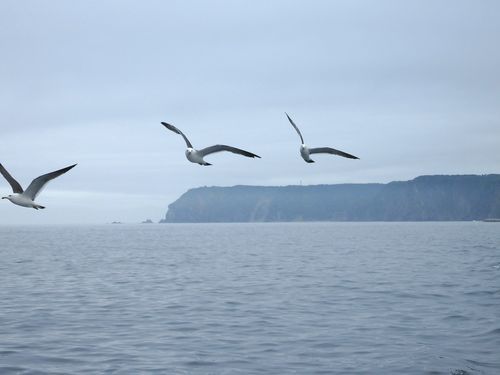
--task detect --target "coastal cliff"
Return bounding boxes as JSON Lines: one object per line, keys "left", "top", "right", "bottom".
{"left": 160, "top": 175, "right": 500, "bottom": 222}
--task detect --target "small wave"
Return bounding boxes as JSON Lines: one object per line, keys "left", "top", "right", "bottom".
{"left": 0, "top": 350, "right": 17, "bottom": 355}
{"left": 171, "top": 326, "right": 198, "bottom": 333}
{"left": 14, "top": 259, "right": 33, "bottom": 264}
{"left": 473, "top": 327, "right": 500, "bottom": 337}
{"left": 184, "top": 360, "right": 217, "bottom": 367}
{"left": 472, "top": 244, "right": 497, "bottom": 251}
{"left": 443, "top": 314, "right": 469, "bottom": 321}
{"left": 486, "top": 327, "right": 500, "bottom": 335}
{"left": 466, "top": 358, "right": 500, "bottom": 369}
{"left": 464, "top": 290, "right": 500, "bottom": 297}
{"left": 450, "top": 370, "right": 472, "bottom": 375}
{"left": 0, "top": 367, "right": 27, "bottom": 373}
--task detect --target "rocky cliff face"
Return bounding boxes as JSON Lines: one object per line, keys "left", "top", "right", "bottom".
{"left": 160, "top": 175, "right": 500, "bottom": 223}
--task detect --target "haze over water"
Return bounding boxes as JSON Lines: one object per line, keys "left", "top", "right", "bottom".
{"left": 1, "top": 222, "right": 499, "bottom": 374}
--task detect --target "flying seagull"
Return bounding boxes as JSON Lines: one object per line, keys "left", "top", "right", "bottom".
{"left": 285, "top": 113, "right": 359, "bottom": 163}
{"left": 1, "top": 163, "right": 77, "bottom": 209}
{"left": 161, "top": 122, "right": 261, "bottom": 166}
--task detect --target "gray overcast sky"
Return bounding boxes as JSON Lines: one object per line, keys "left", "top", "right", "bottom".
{"left": 1, "top": 0, "right": 499, "bottom": 224}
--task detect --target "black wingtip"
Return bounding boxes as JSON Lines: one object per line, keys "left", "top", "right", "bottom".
{"left": 245, "top": 152, "right": 261, "bottom": 159}
{"left": 161, "top": 122, "right": 177, "bottom": 132}
{"left": 62, "top": 164, "right": 77, "bottom": 171}
{"left": 63, "top": 164, "right": 77, "bottom": 171}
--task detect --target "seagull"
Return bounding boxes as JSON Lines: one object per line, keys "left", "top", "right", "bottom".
{"left": 1, "top": 163, "right": 77, "bottom": 210}
{"left": 285, "top": 113, "right": 359, "bottom": 163}
{"left": 161, "top": 122, "right": 261, "bottom": 166}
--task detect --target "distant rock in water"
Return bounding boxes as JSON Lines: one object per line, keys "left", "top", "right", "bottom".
{"left": 160, "top": 174, "right": 500, "bottom": 223}
{"left": 141, "top": 219, "right": 154, "bottom": 224}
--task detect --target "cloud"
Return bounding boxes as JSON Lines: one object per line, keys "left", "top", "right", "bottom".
{"left": 0, "top": 0, "right": 499, "bottom": 224}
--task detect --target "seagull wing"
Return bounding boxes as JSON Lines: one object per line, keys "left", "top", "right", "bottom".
{"left": 309, "top": 147, "right": 359, "bottom": 159}
{"left": 24, "top": 164, "right": 77, "bottom": 200}
{"left": 161, "top": 122, "right": 193, "bottom": 148}
{"left": 0, "top": 163, "right": 24, "bottom": 193}
{"left": 285, "top": 113, "right": 304, "bottom": 144}
{"left": 198, "top": 145, "right": 261, "bottom": 158}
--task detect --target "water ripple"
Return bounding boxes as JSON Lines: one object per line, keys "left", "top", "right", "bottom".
{"left": 0, "top": 223, "right": 499, "bottom": 374}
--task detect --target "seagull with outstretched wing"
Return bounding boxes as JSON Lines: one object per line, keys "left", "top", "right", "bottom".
{"left": 285, "top": 113, "right": 359, "bottom": 163}
{"left": 1, "top": 163, "right": 77, "bottom": 209}
{"left": 161, "top": 122, "right": 261, "bottom": 166}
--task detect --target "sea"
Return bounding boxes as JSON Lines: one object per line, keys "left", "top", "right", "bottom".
{"left": 0, "top": 222, "right": 499, "bottom": 374}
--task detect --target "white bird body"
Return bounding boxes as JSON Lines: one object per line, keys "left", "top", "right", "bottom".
{"left": 300, "top": 144, "right": 314, "bottom": 163}
{"left": 1, "top": 163, "right": 76, "bottom": 210}
{"left": 185, "top": 148, "right": 207, "bottom": 165}
{"left": 2, "top": 193, "right": 42, "bottom": 209}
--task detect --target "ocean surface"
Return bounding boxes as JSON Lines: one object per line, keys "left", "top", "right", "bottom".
{"left": 0, "top": 222, "right": 499, "bottom": 374}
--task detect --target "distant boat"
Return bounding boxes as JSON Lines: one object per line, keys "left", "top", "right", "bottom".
{"left": 482, "top": 218, "right": 500, "bottom": 222}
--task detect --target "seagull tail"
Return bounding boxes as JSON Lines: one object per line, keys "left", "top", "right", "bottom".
{"left": 35, "top": 205, "right": 46, "bottom": 210}
{"left": 306, "top": 160, "right": 315, "bottom": 163}
{"left": 203, "top": 162, "right": 212, "bottom": 166}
